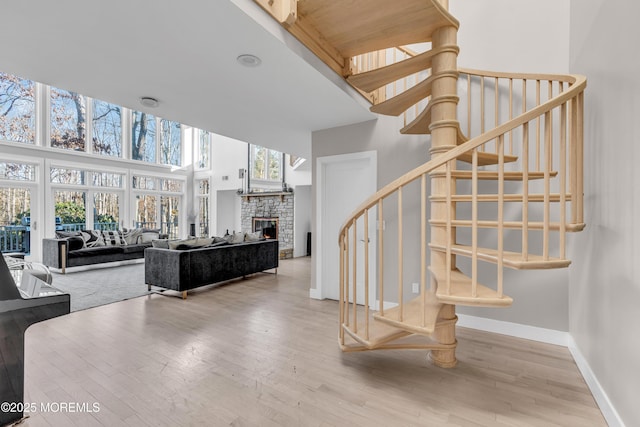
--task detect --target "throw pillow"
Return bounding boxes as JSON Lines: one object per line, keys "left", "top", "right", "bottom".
{"left": 102, "top": 230, "right": 126, "bottom": 246}
{"left": 79, "top": 230, "right": 105, "bottom": 247}
{"left": 168, "top": 237, "right": 214, "bottom": 250}
{"left": 66, "top": 236, "right": 85, "bottom": 251}
{"left": 151, "top": 239, "right": 170, "bottom": 249}
{"left": 230, "top": 232, "right": 245, "bottom": 244}
{"left": 212, "top": 236, "right": 227, "bottom": 244}
{"left": 122, "top": 228, "right": 143, "bottom": 245}
{"left": 56, "top": 230, "right": 82, "bottom": 239}
{"left": 196, "top": 237, "right": 214, "bottom": 247}
{"left": 139, "top": 231, "right": 160, "bottom": 243}
{"left": 245, "top": 231, "right": 264, "bottom": 242}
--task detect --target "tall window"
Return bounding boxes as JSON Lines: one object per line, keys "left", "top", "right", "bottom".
{"left": 197, "top": 179, "right": 209, "bottom": 236}
{"left": 50, "top": 166, "right": 124, "bottom": 231}
{"left": 0, "top": 72, "right": 35, "bottom": 144}
{"left": 249, "top": 144, "right": 283, "bottom": 192}
{"left": 94, "top": 193, "right": 119, "bottom": 230}
{"left": 51, "top": 87, "right": 86, "bottom": 151}
{"left": 0, "top": 161, "right": 36, "bottom": 254}
{"left": 159, "top": 119, "right": 181, "bottom": 166}
{"left": 197, "top": 129, "right": 211, "bottom": 169}
{"left": 92, "top": 99, "right": 122, "bottom": 157}
{"left": 0, "top": 188, "right": 31, "bottom": 253}
{"left": 54, "top": 190, "right": 86, "bottom": 231}
{"left": 131, "top": 111, "right": 156, "bottom": 162}
{"left": 133, "top": 175, "right": 183, "bottom": 239}
{"left": 134, "top": 194, "right": 157, "bottom": 230}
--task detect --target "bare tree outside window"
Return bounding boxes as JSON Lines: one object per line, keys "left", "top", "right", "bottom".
{"left": 251, "top": 146, "right": 266, "bottom": 180}
{"left": 94, "top": 193, "right": 119, "bottom": 230}
{"left": 0, "top": 72, "right": 35, "bottom": 144}
{"left": 160, "top": 119, "right": 181, "bottom": 166}
{"left": 0, "top": 163, "right": 35, "bottom": 181}
{"left": 249, "top": 145, "right": 283, "bottom": 192}
{"left": 131, "top": 111, "right": 156, "bottom": 162}
{"left": 135, "top": 194, "right": 157, "bottom": 230}
{"left": 198, "top": 129, "right": 210, "bottom": 169}
{"left": 198, "top": 179, "right": 209, "bottom": 236}
{"left": 51, "top": 87, "right": 86, "bottom": 151}
{"left": 92, "top": 99, "right": 121, "bottom": 156}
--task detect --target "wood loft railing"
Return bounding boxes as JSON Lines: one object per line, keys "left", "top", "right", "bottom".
{"left": 338, "top": 70, "right": 585, "bottom": 351}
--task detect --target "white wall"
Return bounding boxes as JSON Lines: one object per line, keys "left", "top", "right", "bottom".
{"left": 294, "top": 185, "right": 311, "bottom": 257}
{"left": 284, "top": 155, "right": 311, "bottom": 189}
{"left": 569, "top": 1, "right": 640, "bottom": 425}
{"left": 312, "top": 116, "right": 429, "bottom": 298}
{"left": 209, "top": 134, "right": 246, "bottom": 236}
{"left": 451, "top": 0, "right": 571, "bottom": 330}
{"left": 216, "top": 189, "right": 241, "bottom": 236}
{"left": 451, "top": 0, "right": 570, "bottom": 73}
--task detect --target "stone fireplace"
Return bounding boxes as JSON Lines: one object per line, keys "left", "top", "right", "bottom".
{"left": 241, "top": 193, "right": 293, "bottom": 259}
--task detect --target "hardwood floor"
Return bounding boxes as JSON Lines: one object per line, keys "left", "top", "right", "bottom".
{"left": 20, "top": 257, "right": 605, "bottom": 426}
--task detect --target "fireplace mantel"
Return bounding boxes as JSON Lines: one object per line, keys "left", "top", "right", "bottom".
{"left": 240, "top": 191, "right": 292, "bottom": 202}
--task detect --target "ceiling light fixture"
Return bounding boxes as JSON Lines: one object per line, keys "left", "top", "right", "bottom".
{"left": 139, "top": 96, "right": 159, "bottom": 108}
{"left": 237, "top": 54, "right": 262, "bottom": 68}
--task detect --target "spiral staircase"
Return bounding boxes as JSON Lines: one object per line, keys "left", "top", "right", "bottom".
{"left": 255, "top": 0, "right": 586, "bottom": 367}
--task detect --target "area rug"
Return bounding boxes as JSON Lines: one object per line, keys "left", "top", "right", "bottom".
{"left": 50, "top": 263, "right": 150, "bottom": 312}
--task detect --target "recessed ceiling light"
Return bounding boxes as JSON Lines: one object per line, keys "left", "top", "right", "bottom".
{"left": 139, "top": 96, "right": 159, "bottom": 108}
{"left": 237, "top": 54, "right": 262, "bottom": 67}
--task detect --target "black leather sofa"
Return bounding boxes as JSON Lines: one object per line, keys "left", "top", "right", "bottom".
{"left": 144, "top": 240, "right": 279, "bottom": 299}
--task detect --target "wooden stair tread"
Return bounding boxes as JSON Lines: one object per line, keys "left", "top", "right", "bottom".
{"left": 430, "top": 170, "right": 557, "bottom": 180}
{"left": 340, "top": 333, "right": 456, "bottom": 352}
{"left": 430, "top": 193, "right": 573, "bottom": 202}
{"left": 400, "top": 101, "right": 433, "bottom": 134}
{"left": 370, "top": 74, "right": 438, "bottom": 116}
{"left": 342, "top": 321, "right": 411, "bottom": 350}
{"left": 348, "top": 46, "right": 458, "bottom": 93}
{"left": 373, "top": 292, "right": 443, "bottom": 335}
{"left": 429, "top": 219, "right": 586, "bottom": 232}
{"left": 429, "top": 243, "right": 571, "bottom": 269}
{"left": 457, "top": 151, "right": 518, "bottom": 166}
{"left": 298, "top": 0, "right": 459, "bottom": 57}
{"left": 430, "top": 266, "right": 513, "bottom": 307}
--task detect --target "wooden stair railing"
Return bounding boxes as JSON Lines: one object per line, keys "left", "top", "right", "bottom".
{"left": 252, "top": 0, "right": 586, "bottom": 367}
{"left": 338, "top": 72, "right": 586, "bottom": 363}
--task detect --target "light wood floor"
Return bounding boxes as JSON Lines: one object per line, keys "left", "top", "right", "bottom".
{"left": 21, "top": 257, "right": 606, "bottom": 426}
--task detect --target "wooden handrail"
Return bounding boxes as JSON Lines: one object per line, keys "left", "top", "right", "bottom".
{"left": 339, "top": 73, "right": 586, "bottom": 239}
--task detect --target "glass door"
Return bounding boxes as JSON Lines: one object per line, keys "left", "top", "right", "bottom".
{"left": 0, "top": 186, "right": 32, "bottom": 254}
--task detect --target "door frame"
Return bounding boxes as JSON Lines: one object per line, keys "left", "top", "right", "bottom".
{"left": 314, "top": 150, "right": 377, "bottom": 304}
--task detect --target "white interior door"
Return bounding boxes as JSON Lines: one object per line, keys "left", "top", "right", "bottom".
{"left": 317, "top": 151, "right": 377, "bottom": 306}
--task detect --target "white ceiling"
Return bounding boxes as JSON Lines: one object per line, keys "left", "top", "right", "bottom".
{"left": 0, "top": 0, "right": 374, "bottom": 159}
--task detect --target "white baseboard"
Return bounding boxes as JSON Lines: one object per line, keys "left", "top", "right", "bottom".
{"left": 309, "top": 288, "right": 322, "bottom": 299}
{"left": 568, "top": 337, "right": 626, "bottom": 427}
{"left": 456, "top": 314, "right": 624, "bottom": 426}
{"left": 456, "top": 313, "right": 569, "bottom": 346}
{"left": 375, "top": 300, "right": 398, "bottom": 310}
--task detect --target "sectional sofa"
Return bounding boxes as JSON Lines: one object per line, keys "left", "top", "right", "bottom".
{"left": 144, "top": 239, "right": 279, "bottom": 299}
{"left": 42, "top": 229, "right": 165, "bottom": 272}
